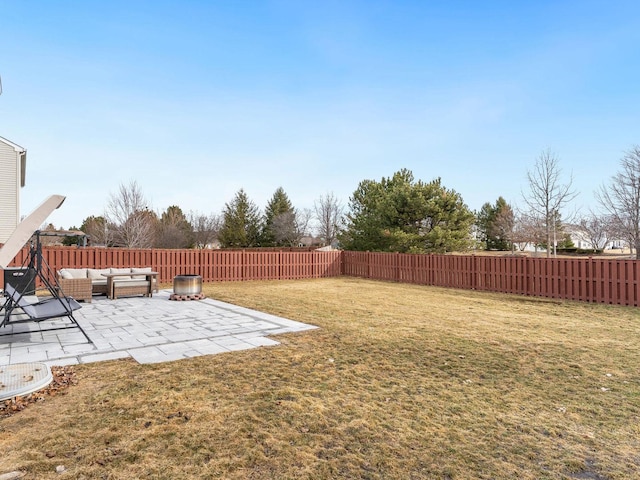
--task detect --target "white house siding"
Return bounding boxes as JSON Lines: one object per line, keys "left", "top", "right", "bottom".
{"left": 0, "top": 139, "right": 23, "bottom": 243}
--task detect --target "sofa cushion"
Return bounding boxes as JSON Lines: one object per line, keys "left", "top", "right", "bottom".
{"left": 59, "top": 269, "right": 73, "bottom": 279}
{"left": 110, "top": 267, "right": 132, "bottom": 278}
{"left": 88, "top": 268, "right": 110, "bottom": 280}
{"left": 61, "top": 268, "right": 88, "bottom": 279}
{"left": 131, "top": 267, "right": 152, "bottom": 280}
{"left": 113, "top": 279, "right": 149, "bottom": 287}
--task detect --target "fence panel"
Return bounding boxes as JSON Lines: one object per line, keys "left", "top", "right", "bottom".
{"left": 4, "top": 247, "right": 342, "bottom": 284}
{"left": 413, "top": 254, "right": 432, "bottom": 285}
{"left": 281, "top": 251, "right": 307, "bottom": 279}
{"left": 243, "top": 250, "right": 280, "bottom": 281}
{"left": 368, "top": 252, "right": 397, "bottom": 281}
{"left": 314, "top": 251, "right": 342, "bottom": 278}
{"left": 339, "top": 252, "right": 640, "bottom": 307}
{"left": 341, "top": 251, "right": 369, "bottom": 278}
{"left": 211, "top": 250, "right": 243, "bottom": 281}
{"left": 4, "top": 245, "right": 640, "bottom": 307}
{"left": 397, "top": 253, "right": 416, "bottom": 284}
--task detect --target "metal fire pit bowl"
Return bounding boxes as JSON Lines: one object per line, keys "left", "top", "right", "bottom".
{"left": 170, "top": 274, "right": 205, "bottom": 300}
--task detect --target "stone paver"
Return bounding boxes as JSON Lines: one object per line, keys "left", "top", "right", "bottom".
{"left": 0, "top": 290, "right": 317, "bottom": 366}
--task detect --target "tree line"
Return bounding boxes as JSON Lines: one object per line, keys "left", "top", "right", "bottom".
{"left": 49, "top": 145, "right": 640, "bottom": 258}
{"left": 478, "top": 147, "right": 640, "bottom": 259}
{"left": 52, "top": 184, "right": 344, "bottom": 250}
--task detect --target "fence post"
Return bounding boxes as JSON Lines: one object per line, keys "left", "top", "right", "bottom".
{"left": 242, "top": 249, "right": 246, "bottom": 281}
{"left": 471, "top": 254, "right": 477, "bottom": 290}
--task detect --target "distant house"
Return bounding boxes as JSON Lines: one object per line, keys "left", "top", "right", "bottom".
{"left": 0, "top": 136, "right": 27, "bottom": 243}
{"left": 563, "top": 223, "right": 625, "bottom": 251}
{"left": 298, "top": 235, "right": 324, "bottom": 248}
{"left": 563, "top": 224, "right": 595, "bottom": 250}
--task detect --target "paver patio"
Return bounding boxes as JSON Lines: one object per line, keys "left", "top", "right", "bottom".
{"left": 0, "top": 290, "right": 317, "bottom": 366}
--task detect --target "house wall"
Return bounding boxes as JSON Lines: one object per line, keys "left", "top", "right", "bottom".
{"left": 0, "top": 140, "right": 21, "bottom": 243}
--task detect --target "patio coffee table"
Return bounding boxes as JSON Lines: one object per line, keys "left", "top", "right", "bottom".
{"left": 104, "top": 272, "right": 158, "bottom": 299}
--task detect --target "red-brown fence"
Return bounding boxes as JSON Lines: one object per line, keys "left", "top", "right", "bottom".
{"left": 4, "top": 247, "right": 640, "bottom": 307}
{"left": 6, "top": 247, "right": 342, "bottom": 283}
{"left": 342, "top": 251, "right": 640, "bottom": 306}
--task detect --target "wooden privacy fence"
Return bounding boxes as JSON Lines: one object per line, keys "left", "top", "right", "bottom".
{"left": 7, "top": 247, "right": 342, "bottom": 283}
{"left": 342, "top": 251, "right": 640, "bottom": 306}
{"left": 5, "top": 246, "right": 640, "bottom": 307}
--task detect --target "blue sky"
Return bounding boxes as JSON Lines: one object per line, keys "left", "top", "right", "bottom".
{"left": 1, "top": 1, "right": 639, "bottom": 229}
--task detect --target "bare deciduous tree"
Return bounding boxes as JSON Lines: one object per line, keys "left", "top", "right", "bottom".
{"left": 523, "top": 149, "right": 578, "bottom": 257}
{"left": 577, "top": 212, "right": 610, "bottom": 251}
{"left": 189, "top": 211, "right": 221, "bottom": 249}
{"left": 512, "top": 211, "right": 545, "bottom": 252}
{"left": 314, "top": 192, "right": 344, "bottom": 247}
{"left": 271, "top": 211, "right": 298, "bottom": 246}
{"left": 597, "top": 146, "right": 640, "bottom": 259}
{"left": 105, "top": 180, "right": 156, "bottom": 248}
{"left": 297, "top": 208, "right": 312, "bottom": 243}
{"left": 269, "top": 208, "right": 312, "bottom": 247}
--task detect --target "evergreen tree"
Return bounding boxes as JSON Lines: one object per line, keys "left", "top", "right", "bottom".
{"left": 340, "top": 169, "right": 474, "bottom": 253}
{"left": 476, "top": 197, "right": 514, "bottom": 250}
{"left": 80, "top": 215, "right": 110, "bottom": 246}
{"left": 156, "top": 205, "right": 194, "bottom": 248}
{"left": 476, "top": 202, "right": 494, "bottom": 248}
{"left": 218, "top": 189, "right": 262, "bottom": 248}
{"left": 491, "top": 197, "right": 515, "bottom": 250}
{"left": 557, "top": 232, "right": 575, "bottom": 250}
{"left": 61, "top": 227, "right": 84, "bottom": 246}
{"left": 261, "top": 187, "right": 295, "bottom": 247}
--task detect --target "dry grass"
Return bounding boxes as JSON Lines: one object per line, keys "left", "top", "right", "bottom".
{"left": 1, "top": 278, "right": 640, "bottom": 479}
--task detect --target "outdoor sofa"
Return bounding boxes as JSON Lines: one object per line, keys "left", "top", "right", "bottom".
{"left": 57, "top": 267, "right": 158, "bottom": 302}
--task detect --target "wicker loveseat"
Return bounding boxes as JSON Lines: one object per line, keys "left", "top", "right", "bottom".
{"left": 57, "top": 267, "right": 157, "bottom": 302}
